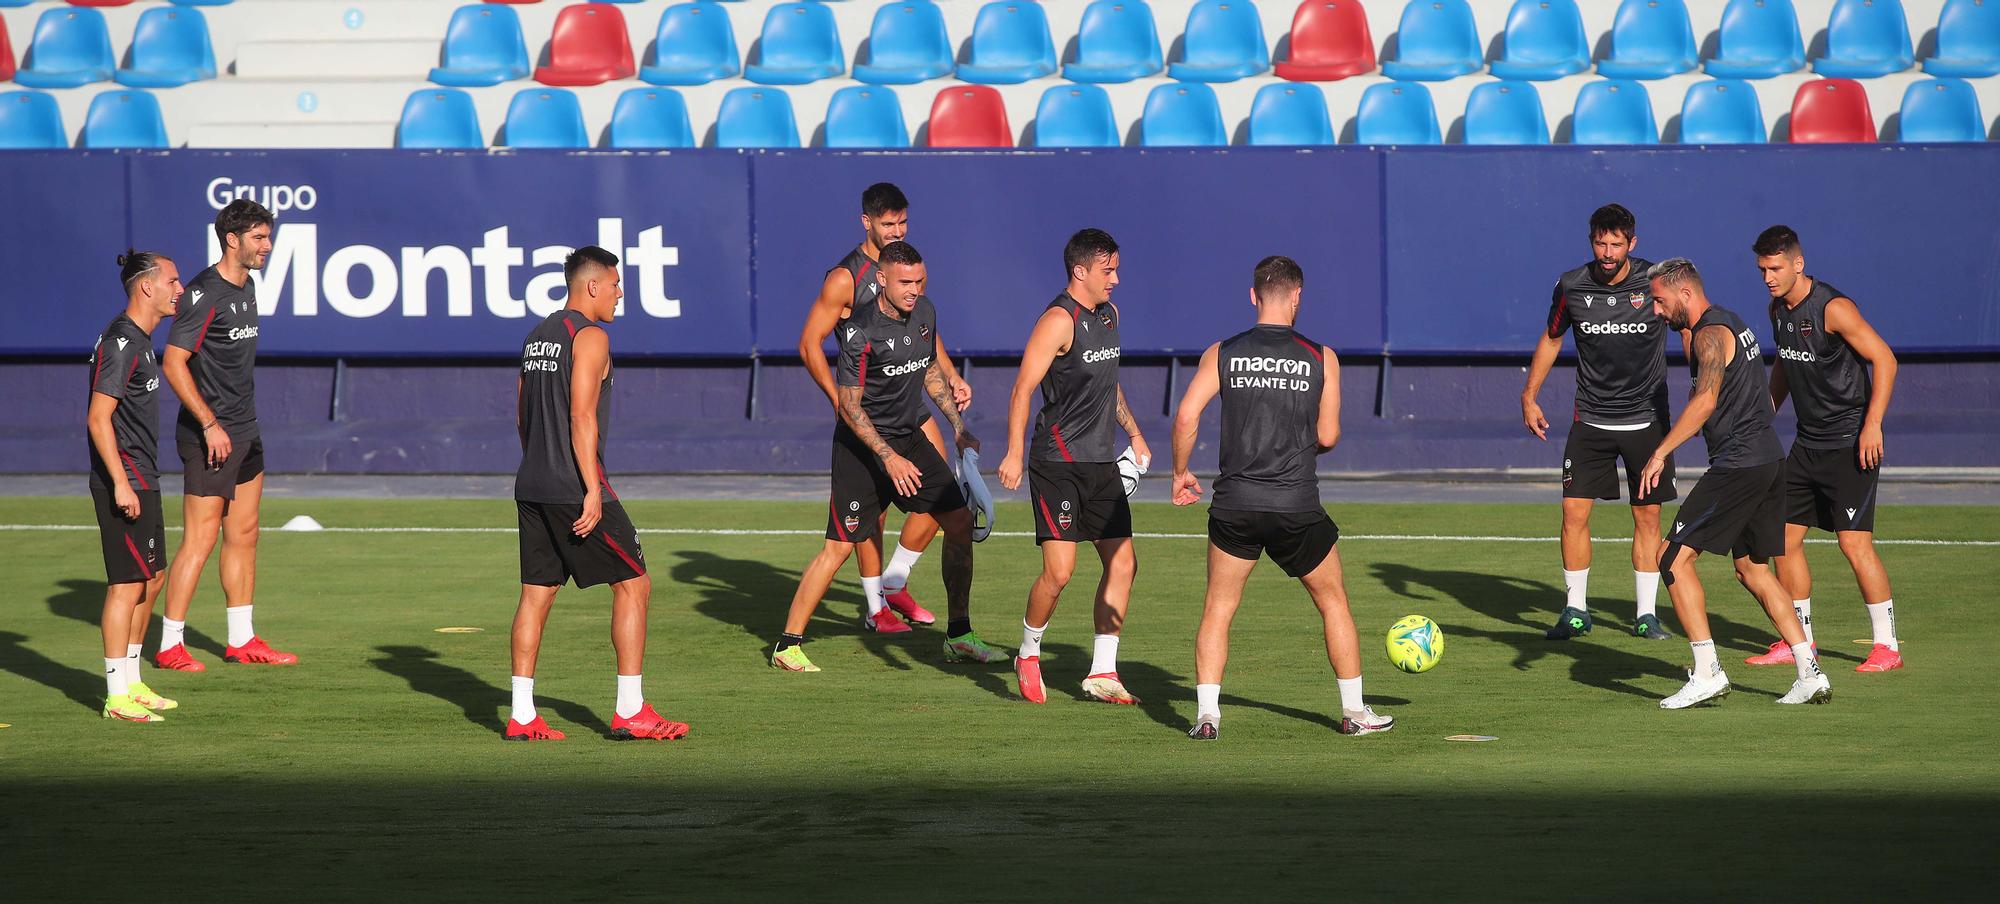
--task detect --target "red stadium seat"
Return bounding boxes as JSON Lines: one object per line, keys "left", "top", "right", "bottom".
{"left": 1, "top": 18, "right": 14, "bottom": 83}
{"left": 1274, "top": 0, "right": 1375, "bottom": 81}
{"left": 927, "top": 84, "right": 1012, "bottom": 147}
{"left": 532, "top": 3, "right": 635, "bottom": 86}
{"left": 1788, "top": 78, "right": 1876, "bottom": 143}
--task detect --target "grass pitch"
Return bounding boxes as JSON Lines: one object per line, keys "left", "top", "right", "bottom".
{"left": 1, "top": 496, "right": 1995, "bottom": 900}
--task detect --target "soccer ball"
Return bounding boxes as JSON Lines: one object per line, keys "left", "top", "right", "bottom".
{"left": 1386, "top": 615, "right": 1444, "bottom": 673}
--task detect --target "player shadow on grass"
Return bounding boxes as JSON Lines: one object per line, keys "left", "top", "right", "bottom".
{"left": 368, "top": 644, "right": 610, "bottom": 737}
{"left": 0, "top": 630, "right": 101, "bottom": 711}
{"left": 45, "top": 577, "right": 229, "bottom": 659}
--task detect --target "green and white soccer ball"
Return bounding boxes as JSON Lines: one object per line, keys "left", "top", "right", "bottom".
{"left": 1386, "top": 615, "right": 1444, "bottom": 673}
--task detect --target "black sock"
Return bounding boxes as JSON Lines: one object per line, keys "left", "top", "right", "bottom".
{"left": 776, "top": 633, "right": 805, "bottom": 652}
{"left": 947, "top": 618, "right": 972, "bottom": 639}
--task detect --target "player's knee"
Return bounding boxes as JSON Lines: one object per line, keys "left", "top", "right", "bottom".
{"left": 938, "top": 508, "right": 973, "bottom": 538}
{"left": 1836, "top": 532, "right": 1876, "bottom": 559}
{"left": 1040, "top": 562, "right": 1074, "bottom": 588}
{"left": 1657, "top": 543, "right": 1683, "bottom": 584}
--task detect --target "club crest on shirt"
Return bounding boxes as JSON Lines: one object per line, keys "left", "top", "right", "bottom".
{"left": 1630, "top": 293, "right": 1646, "bottom": 309}
{"left": 919, "top": 323, "right": 931, "bottom": 339}
{"left": 1799, "top": 318, "right": 1815, "bottom": 336}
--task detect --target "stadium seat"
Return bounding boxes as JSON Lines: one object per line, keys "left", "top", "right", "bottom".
{"left": 1140, "top": 81, "right": 1225, "bottom": 146}
{"left": 1247, "top": 82, "right": 1333, "bottom": 145}
{"left": 114, "top": 7, "right": 216, "bottom": 88}
{"left": 608, "top": 86, "right": 694, "bottom": 147}
{"left": 12, "top": 7, "right": 114, "bottom": 88}
{"left": 1813, "top": 0, "right": 1913, "bottom": 78}
{"left": 853, "top": 1, "right": 953, "bottom": 84}
{"left": 1489, "top": 0, "right": 1591, "bottom": 81}
{"left": 429, "top": 4, "right": 530, "bottom": 87}
{"left": 1462, "top": 80, "right": 1548, "bottom": 144}
{"left": 1597, "top": 0, "right": 1698, "bottom": 79}
{"left": 67, "top": 1, "right": 135, "bottom": 7}
{"left": 1, "top": 18, "right": 15, "bottom": 83}
{"left": 1354, "top": 81, "right": 1441, "bottom": 144}
{"left": 744, "top": 1, "right": 844, "bottom": 84}
{"left": 715, "top": 86, "right": 800, "bottom": 147}
{"left": 824, "top": 84, "right": 909, "bottom": 146}
{"left": 1677, "top": 78, "right": 1766, "bottom": 142}
{"left": 0, "top": 90, "right": 65, "bottom": 148}
{"left": 639, "top": 2, "right": 739, "bottom": 86}
{"left": 1064, "top": 1, "right": 1164, "bottom": 83}
{"left": 1379, "top": 0, "right": 1482, "bottom": 81}
{"left": 1274, "top": 1, "right": 1374, "bottom": 81}
{"left": 1788, "top": 77, "right": 1876, "bottom": 142}
{"left": 1704, "top": 0, "right": 1805, "bottom": 79}
{"left": 80, "top": 88, "right": 168, "bottom": 148}
{"left": 1924, "top": 0, "right": 2000, "bottom": 78}
{"left": 532, "top": 3, "right": 635, "bottom": 86}
{"left": 503, "top": 87, "right": 589, "bottom": 147}
{"left": 957, "top": 2, "right": 1058, "bottom": 84}
{"left": 927, "top": 84, "right": 1012, "bottom": 146}
{"left": 1570, "top": 79, "right": 1657, "bottom": 143}
{"left": 1031, "top": 82, "right": 1119, "bottom": 146}
{"left": 398, "top": 88, "right": 484, "bottom": 149}
{"left": 1168, "top": 0, "right": 1268, "bottom": 82}
{"left": 1896, "top": 77, "right": 1985, "bottom": 141}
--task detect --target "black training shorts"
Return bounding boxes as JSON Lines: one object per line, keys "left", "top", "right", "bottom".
{"left": 1028, "top": 461, "right": 1132, "bottom": 545}
{"left": 1785, "top": 443, "right": 1879, "bottom": 533}
{"left": 825, "top": 423, "right": 966, "bottom": 543}
{"left": 92, "top": 483, "right": 166, "bottom": 584}
{"left": 517, "top": 500, "right": 647, "bottom": 589}
{"left": 178, "top": 434, "right": 265, "bottom": 500}
{"left": 1207, "top": 507, "right": 1340, "bottom": 578}
{"left": 1562, "top": 421, "right": 1676, "bottom": 505}
{"left": 1667, "top": 460, "right": 1786, "bottom": 562}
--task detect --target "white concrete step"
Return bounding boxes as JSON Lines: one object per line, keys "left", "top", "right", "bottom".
{"left": 187, "top": 120, "right": 397, "bottom": 149}
{"left": 234, "top": 40, "right": 443, "bottom": 80}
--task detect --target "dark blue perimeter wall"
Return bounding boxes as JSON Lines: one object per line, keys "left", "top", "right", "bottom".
{"left": 3, "top": 146, "right": 1997, "bottom": 475}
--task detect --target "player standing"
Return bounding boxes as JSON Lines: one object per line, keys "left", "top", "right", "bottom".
{"left": 1169, "top": 256, "right": 1393, "bottom": 740}
{"left": 1636, "top": 258, "right": 1831, "bottom": 709}
{"left": 155, "top": 200, "right": 296, "bottom": 670}
{"left": 89, "top": 251, "right": 184, "bottom": 722}
{"left": 1747, "top": 226, "right": 1903, "bottom": 672}
{"left": 506, "top": 247, "right": 687, "bottom": 742}
{"left": 773, "top": 241, "right": 1004, "bottom": 671}
{"left": 1522, "top": 204, "right": 1678, "bottom": 642}
{"left": 997, "top": 228, "right": 1149, "bottom": 706}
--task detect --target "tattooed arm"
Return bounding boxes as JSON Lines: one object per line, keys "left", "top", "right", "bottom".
{"left": 1641, "top": 324, "right": 1732, "bottom": 495}
{"left": 840, "top": 383, "right": 923, "bottom": 498}
{"left": 926, "top": 358, "right": 979, "bottom": 453}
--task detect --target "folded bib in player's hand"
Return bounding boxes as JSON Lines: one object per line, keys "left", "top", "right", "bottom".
{"left": 956, "top": 447, "right": 995, "bottom": 542}
{"left": 1117, "top": 445, "right": 1151, "bottom": 497}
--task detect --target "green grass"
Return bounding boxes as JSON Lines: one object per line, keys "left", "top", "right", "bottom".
{"left": 2, "top": 496, "right": 1995, "bottom": 900}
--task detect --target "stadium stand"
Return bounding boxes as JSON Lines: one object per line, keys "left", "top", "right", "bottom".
{"left": 638, "top": 2, "right": 739, "bottom": 86}
{"left": 1462, "top": 78, "right": 1548, "bottom": 142}
{"left": 1677, "top": 76, "right": 1768, "bottom": 140}
{"left": 0, "top": 87, "right": 64, "bottom": 146}
{"left": 1064, "top": 1, "right": 1165, "bottom": 83}
{"left": 1030, "top": 80, "right": 1119, "bottom": 144}
{"left": 429, "top": 4, "right": 531, "bottom": 87}
{"left": 532, "top": 3, "right": 635, "bottom": 86}
{"left": 1355, "top": 79, "right": 1440, "bottom": 141}
{"left": 608, "top": 84, "right": 695, "bottom": 145}
{"left": 1570, "top": 77, "right": 1658, "bottom": 142}
{"left": 501, "top": 85, "right": 589, "bottom": 146}
{"left": 1813, "top": 0, "right": 1914, "bottom": 77}
{"left": 1596, "top": 0, "right": 1700, "bottom": 79}
{"left": 1246, "top": 80, "right": 1333, "bottom": 142}
{"left": 397, "top": 87, "right": 484, "bottom": 147}
{"left": 114, "top": 5, "right": 215, "bottom": 87}
{"left": 823, "top": 82, "right": 908, "bottom": 144}
{"left": 79, "top": 85, "right": 167, "bottom": 146}
{"left": 956, "top": 1, "right": 1057, "bottom": 84}
{"left": 12, "top": 6, "right": 114, "bottom": 88}
{"left": 715, "top": 83, "right": 799, "bottom": 145}
{"left": 1789, "top": 75, "right": 1877, "bottom": 139}
{"left": 743, "top": 1, "right": 844, "bottom": 85}
{"left": 852, "top": 1, "right": 953, "bottom": 84}
{"left": 925, "top": 81, "right": 1011, "bottom": 144}
{"left": 1273, "top": 0, "right": 1374, "bottom": 81}
{"left": 1923, "top": 0, "right": 2000, "bottom": 78}
{"left": 1168, "top": 0, "right": 1269, "bottom": 82}
{"left": 1488, "top": 0, "right": 1590, "bottom": 82}
{"left": 1140, "top": 78, "right": 1226, "bottom": 142}
{"left": 1704, "top": 0, "right": 1806, "bottom": 78}
{"left": 0, "top": 16, "right": 14, "bottom": 82}
{"left": 1897, "top": 74, "right": 1985, "bottom": 138}
{"left": 1379, "top": 0, "right": 1482, "bottom": 80}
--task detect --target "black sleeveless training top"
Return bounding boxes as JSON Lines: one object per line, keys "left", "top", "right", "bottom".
{"left": 1213, "top": 324, "right": 1328, "bottom": 513}
{"left": 515, "top": 309, "right": 615, "bottom": 504}
{"left": 1032, "top": 294, "right": 1123, "bottom": 464}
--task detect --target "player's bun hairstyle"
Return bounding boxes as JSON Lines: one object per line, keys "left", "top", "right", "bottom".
{"left": 878, "top": 240, "right": 923, "bottom": 267}
{"left": 1063, "top": 228, "right": 1119, "bottom": 277}
{"left": 563, "top": 245, "right": 621, "bottom": 283}
{"left": 861, "top": 182, "right": 909, "bottom": 218}
{"left": 1589, "top": 203, "right": 1637, "bottom": 240}
{"left": 1646, "top": 257, "right": 1703, "bottom": 291}
{"left": 1752, "top": 225, "right": 1802, "bottom": 258}
{"left": 1253, "top": 255, "right": 1304, "bottom": 302}
{"left": 117, "top": 249, "right": 170, "bottom": 291}
{"left": 214, "top": 199, "right": 275, "bottom": 249}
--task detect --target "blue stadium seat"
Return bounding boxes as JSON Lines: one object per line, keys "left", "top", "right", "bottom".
{"left": 957, "top": 2, "right": 1058, "bottom": 84}
{"left": 502, "top": 87, "right": 589, "bottom": 148}
{"left": 397, "top": 89, "right": 484, "bottom": 149}
{"left": 1380, "top": 0, "right": 1483, "bottom": 81}
{"left": 81, "top": 88, "right": 168, "bottom": 148}
{"left": 1031, "top": 82, "right": 1119, "bottom": 146}
{"left": 824, "top": 84, "right": 909, "bottom": 146}
{"left": 429, "top": 4, "right": 529, "bottom": 87}
{"left": 1597, "top": 0, "right": 1698, "bottom": 79}
{"left": 1489, "top": 0, "right": 1591, "bottom": 81}
{"left": 1705, "top": 0, "right": 1805, "bottom": 79}
{"left": 1570, "top": 79, "right": 1657, "bottom": 144}
{"left": 608, "top": 87, "right": 694, "bottom": 148}
{"left": 1167, "top": 0, "right": 1268, "bottom": 82}
{"left": 1140, "top": 81, "right": 1225, "bottom": 145}
{"left": 853, "top": 1, "right": 954, "bottom": 84}
{"left": 1897, "top": 77, "right": 1986, "bottom": 141}
{"left": 1678, "top": 78, "right": 1766, "bottom": 143}
{"left": 0, "top": 90, "right": 66, "bottom": 148}
{"left": 1064, "top": 1, "right": 1164, "bottom": 83}
{"left": 743, "top": 1, "right": 844, "bottom": 85}
{"left": 1924, "top": 0, "right": 2000, "bottom": 78}
{"left": 640, "top": 2, "right": 740, "bottom": 86}
{"left": 1247, "top": 82, "right": 1333, "bottom": 145}
{"left": 114, "top": 7, "right": 216, "bottom": 88}
{"left": 13, "top": 7, "right": 115, "bottom": 88}
{"left": 1463, "top": 80, "right": 1548, "bottom": 144}
{"left": 715, "top": 86, "right": 800, "bottom": 147}
{"left": 1355, "top": 81, "right": 1441, "bottom": 143}
{"left": 1813, "top": 0, "right": 1913, "bottom": 78}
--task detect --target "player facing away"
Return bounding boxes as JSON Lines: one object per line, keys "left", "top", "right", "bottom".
{"left": 89, "top": 251, "right": 184, "bottom": 722}
{"left": 1521, "top": 204, "right": 1679, "bottom": 642}
{"left": 506, "top": 247, "right": 688, "bottom": 742}
{"left": 1169, "top": 256, "right": 1394, "bottom": 740}
{"left": 1748, "top": 226, "right": 1903, "bottom": 673}
{"left": 1637, "top": 258, "right": 1831, "bottom": 709}
{"left": 997, "top": 228, "right": 1150, "bottom": 706}
{"left": 798, "top": 183, "right": 973, "bottom": 633}
{"left": 155, "top": 200, "right": 297, "bottom": 671}
{"left": 773, "top": 241, "right": 1005, "bottom": 671}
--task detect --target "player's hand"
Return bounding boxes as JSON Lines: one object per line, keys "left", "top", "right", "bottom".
{"left": 1172, "top": 470, "right": 1203, "bottom": 506}
{"left": 998, "top": 450, "right": 1024, "bottom": 490}
{"left": 950, "top": 376, "right": 972, "bottom": 412}
{"left": 113, "top": 483, "right": 141, "bottom": 521}
{"left": 1858, "top": 425, "right": 1884, "bottom": 470}
{"left": 956, "top": 428, "right": 981, "bottom": 455}
{"left": 1130, "top": 436, "right": 1153, "bottom": 473}
{"left": 203, "top": 423, "right": 233, "bottom": 468}
{"left": 883, "top": 453, "right": 923, "bottom": 498}
{"left": 1522, "top": 398, "right": 1549, "bottom": 441}
{"left": 1639, "top": 454, "right": 1667, "bottom": 498}
{"left": 573, "top": 491, "right": 602, "bottom": 537}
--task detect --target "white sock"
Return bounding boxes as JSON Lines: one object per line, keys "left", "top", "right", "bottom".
{"left": 1793, "top": 598, "right": 1814, "bottom": 646}
{"left": 615, "top": 674, "right": 643, "bottom": 719}
{"left": 1089, "top": 634, "right": 1120, "bottom": 675}
{"left": 881, "top": 544, "right": 923, "bottom": 592}
{"left": 1019, "top": 620, "right": 1047, "bottom": 658}
{"left": 1866, "top": 600, "right": 1898, "bottom": 651}
{"left": 1792, "top": 642, "right": 1823, "bottom": 681}
{"left": 1635, "top": 572, "right": 1660, "bottom": 619}
{"left": 1336, "top": 676, "right": 1364, "bottom": 713}
{"left": 1563, "top": 568, "right": 1590, "bottom": 612}
{"left": 1196, "top": 683, "right": 1221, "bottom": 719}
{"left": 105, "top": 657, "right": 128, "bottom": 697}
{"left": 123, "top": 643, "right": 142, "bottom": 686}
{"left": 226, "top": 605, "right": 255, "bottom": 647}
{"left": 160, "top": 617, "right": 186, "bottom": 652}
{"left": 509, "top": 676, "right": 536, "bottom": 725}
{"left": 861, "top": 576, "right": 885, "bottom": 616}
{"left": 1690, "top": 639, "right": 1719, "bottom": 677}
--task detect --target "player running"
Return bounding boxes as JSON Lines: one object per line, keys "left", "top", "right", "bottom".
{"left": 1747, "top": 226, "right": 1903, "bottom": 673}
{"left": 1169, "top": 256, "right": 1393, "bottom": 740}
{"left": 1636, "top": 258, "right": 1831, "bottom": 709}
{"left": 773, "top": 241, "right": 1002, "bottom": 671}
{"left": 1522, "top": 204, "right": 1680, "bottom": 642}
{"left": 997, "top": 228, "right": 1149, "bottom": 706}
{"left": 506, "top": 247, "right": 687, "bottom": 742}
{"left": 89, "top": 251, "right": 184, "bottom": 722}
{"left": 155, "top": 200, "right": 296, "bottom": 670}
{"left": 797, "top": 182, "right": 972, "bottom": 633}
